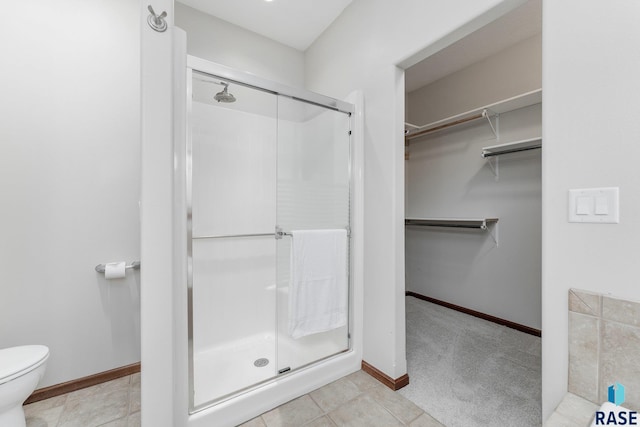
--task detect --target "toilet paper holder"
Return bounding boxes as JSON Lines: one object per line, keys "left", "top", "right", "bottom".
{"left": 95, "top": 261, "right": 141, "bottom": 274}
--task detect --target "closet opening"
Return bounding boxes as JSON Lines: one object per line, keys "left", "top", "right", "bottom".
{"left": 400, "top": 1, "right": 542, "bottom": 426}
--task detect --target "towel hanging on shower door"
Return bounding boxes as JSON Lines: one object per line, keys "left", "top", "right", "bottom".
{"left": 288, "top": 229, "right": 348, "bottom": 339}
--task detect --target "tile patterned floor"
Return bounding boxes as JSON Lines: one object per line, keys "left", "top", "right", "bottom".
{"left": 239, "top": 370, "right": 444, "bottom": 427}
{"left": 24, "top": 373, "right": 140, "bottom": 427}
{"left": 23, "top": 370, "right": 442, "bottom": 427}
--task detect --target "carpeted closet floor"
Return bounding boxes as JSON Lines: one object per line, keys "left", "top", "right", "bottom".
{"left": 399, "top": 295, "right": 542, "bottom": 427}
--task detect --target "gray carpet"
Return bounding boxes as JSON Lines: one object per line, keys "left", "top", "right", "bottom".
{"left": 398, "top": 296, "right": 541, "bottom": 427}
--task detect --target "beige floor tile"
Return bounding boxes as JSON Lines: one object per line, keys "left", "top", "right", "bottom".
{"left": 127, "top": 411, "right": 141, "bottom": 427}
{"left": 304, "top": 415, "right": 337, "bottom": 427}
{"left": 24, "top": 394, "right": 68, "bottom": 415}
{"left": 365, "top": 384, "right": 423, "bottom": 424}
{"left": 57, "top": 388, "right": 130, "bottom": 427}
{"left": 239, "top": 416, "right": 267, "bottom": 427}
{"left": 310, "top": 377, "right": 361, "bottom": 412}
{"left": 97, "top": 417, "right": 128, "bottom": 426}
{"left": 26, "top": 404, "right": 65, "bottom": 427}
{"left": 262, "top": 395, "right": 324, "bottom": 427}
{"left": 129, "top": 374, "right": 141, "bottom": 413}
{"left": 130, "top": 373, "right": 140, "bottom": 387}
{"left": 409, "top": 413, "right": 445, "bottom": 427}
{"left": 22, "top": 371, "right": 430, "bottom": 427}
{"left": 25, "top": 393, "right": 68, "bottom": 427}
{"left": 328, "top": 394, "right": 403, "bottom": 427}
{"left": 345, "top": 371, "right": 383, "bottom": 393}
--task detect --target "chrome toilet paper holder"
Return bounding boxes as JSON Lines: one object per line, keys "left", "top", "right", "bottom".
{"left": 95, "top": 261, "right": 141, "bottom": 274}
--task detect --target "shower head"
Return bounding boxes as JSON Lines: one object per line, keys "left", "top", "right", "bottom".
{"left": 214, "top": 83, "right": 236, "bottom": 103}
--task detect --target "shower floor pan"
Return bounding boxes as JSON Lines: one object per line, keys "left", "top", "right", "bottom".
{"left": 192, "top": 326, "right": 349, "bottom": 407}
{"left": 193, "top": 333, "right": 276, "bottom": 407}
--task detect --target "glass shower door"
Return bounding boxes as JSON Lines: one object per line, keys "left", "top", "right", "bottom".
{"left": 190, "top": 72, "right": 278, "bottom": 408}
{"left": 275, "top": 95, "right": 352, "bottom": 374}
{"left": 188, "top": 68, "right": 354, "bottom": 411}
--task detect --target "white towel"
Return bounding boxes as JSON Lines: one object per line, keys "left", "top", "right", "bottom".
{"left": 288, "top": 229, "right": 348, "bottom": 339}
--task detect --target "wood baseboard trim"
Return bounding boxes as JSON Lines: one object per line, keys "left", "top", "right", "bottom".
{"left": 406, "top": 291, "right": 541, "bottom": 337}
{"left": 25, "top": 362, "right": 141, "bottom": 405}
{"left": 361, "top": 361, "right": 409, "bottom": 391}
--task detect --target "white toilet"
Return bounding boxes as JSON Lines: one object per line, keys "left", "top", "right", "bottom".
{"left": 0, "top": 345, "right": 49, "bottom": 427}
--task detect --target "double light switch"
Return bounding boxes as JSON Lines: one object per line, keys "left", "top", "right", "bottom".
{"left": 569, "top": 187, "right": 619, "bottom": 223}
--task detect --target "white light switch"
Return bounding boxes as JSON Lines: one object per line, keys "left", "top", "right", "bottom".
{"left": 595, "top": 197, "right": 609, "bottom": 215}
{"left": 576, "top": 197, "right": 591, "bottom": 215}
{"left": 569, "top": 187, "right": 619, "bottom": 223}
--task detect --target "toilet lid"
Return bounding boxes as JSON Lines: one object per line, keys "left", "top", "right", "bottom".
{"left": 0, "top": 345, "right": 49, "bottom": 385}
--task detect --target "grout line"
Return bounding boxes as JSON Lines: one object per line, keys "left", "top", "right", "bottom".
{"left": 326, "top": 412, "right": 339, "bottom": 426}
{"left": 570, "top": 290, "right": 598, "bottom": 317}
{"left": 406, "top": 410, "right": 426, "bottom": 425}
{"left": 378, "top": 401, "right": 410, "bottom": 426}
{"left": 598, "top": 294, "right": 603, "bottom": 318}
{"left": 306, "top": 391, "right": 323, "bottom": 412}
{"left": 52, "top": 393, "right": 69, "bottom": 427}
{"left": 96, "top": 415, "right": 129, "bottom": 427}
{"left": 128, "top": 373, "right": 133, "bottom": 416}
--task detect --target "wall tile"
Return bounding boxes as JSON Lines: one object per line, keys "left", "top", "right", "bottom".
{"left": 569, "top": 289, "right": 601, "bottom": 317}
{"left": 560, "top": 290, "right": 640, "bottom": 422}
{"left": 568, "top": 312, "right": 599, "bottom": 403}
{"left": 602, "top": 295, "right": 640, "bottom": 327}
{"left": 543, "top": 411, "right": 577, "bottom": 427}
{"left": 553, "top": 393, "right": 599, "bottom": 426}
{"left": 600, "top": 321, "right": 640, "bottom": 410}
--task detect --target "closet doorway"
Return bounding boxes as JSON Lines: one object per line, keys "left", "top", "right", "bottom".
{"left": 400, "top": 1, "right": 542, "bottom": 426}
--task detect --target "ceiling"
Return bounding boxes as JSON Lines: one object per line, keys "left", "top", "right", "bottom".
{"left": 405, "top": 0, "right": 541, "bottom": 93}
{"left": 177, "top": 0, "right": 353, "bottom": 51}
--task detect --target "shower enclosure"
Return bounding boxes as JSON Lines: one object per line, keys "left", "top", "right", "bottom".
{"left": 186, "top": 57, "right": 357, "bottom": 413}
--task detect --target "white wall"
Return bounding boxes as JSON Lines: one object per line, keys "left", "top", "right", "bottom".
{"left": 542, "top": 0, "right": 640, "bottom": 419}
{"left": 0, "top": 0, "right": 141, "bottom": 387}
{"left": 305, "top": 0, "right": 528, "bottom": 380}
{"left": 175, "top": 2, "right": 304, "bottom": 88}
{"left": 407, "top": 34, "right": 541, "bottom": 125}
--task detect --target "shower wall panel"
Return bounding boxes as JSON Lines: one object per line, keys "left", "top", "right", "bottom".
{"left": 191, "top": 101, "right": 276, "bottom": 237}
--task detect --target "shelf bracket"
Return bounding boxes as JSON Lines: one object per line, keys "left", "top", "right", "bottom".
{"left": 489, "top": 222, "right": 499, "bottom": 247}
{"left": 482, "top": 109, "right": 498, "bottom": 139}
{"left": 486, "top": 155, "right": 499, "bottom": 180}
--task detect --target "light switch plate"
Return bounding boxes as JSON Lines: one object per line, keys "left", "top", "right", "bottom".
{"left": 569, "top": 187, "right": 619, "bottom": 223}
